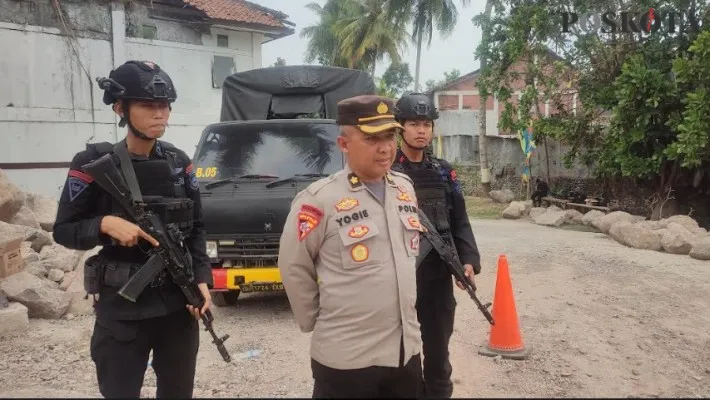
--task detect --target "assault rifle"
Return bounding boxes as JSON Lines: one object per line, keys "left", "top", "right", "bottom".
{"left": 81, "top": 152, "right": 232, "bottom": 362}
{"left": 416, "top": 210, "right": 495, "bottom": 325}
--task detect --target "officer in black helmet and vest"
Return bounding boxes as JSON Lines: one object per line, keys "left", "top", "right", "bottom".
{"left": 391, "top": 92, "right": 482, "bottom": 399}
{"left": 52, "top": 60, "right": 212, "bottom": 398}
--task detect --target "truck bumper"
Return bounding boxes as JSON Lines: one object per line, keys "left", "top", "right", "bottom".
{"left": 211, "top": 267, "right": 283, "bottom": 293}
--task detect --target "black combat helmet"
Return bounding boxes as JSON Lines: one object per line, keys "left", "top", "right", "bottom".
{"left": 394, "top": 92, "right": 439, "bottom": 122}
{"left": 97, "top": 60, "right": 177, "bottom": 105}
{"left": 96, "top": 60, "right": 177, "bottom": 140}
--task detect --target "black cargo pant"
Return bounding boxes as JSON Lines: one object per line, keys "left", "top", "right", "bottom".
{"left": 90, "top": 309, "right": 200, "bottom": 398}
{"left": 311, "top": 340, "right": 422, "bottom": 398}
{"left": 416, "top": 275, "right": 457, "bottom": 398}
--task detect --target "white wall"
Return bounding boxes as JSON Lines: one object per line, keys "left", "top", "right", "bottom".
{"left": 0, "top": 5, "right": 262, "bottom": 199}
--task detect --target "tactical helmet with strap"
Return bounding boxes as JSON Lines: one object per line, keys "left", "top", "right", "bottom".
{"left": 96, "top": 60, "right": 177, "bottom": 140}
{"left": 394, "top": 92, "right": 439, "bottom": 122}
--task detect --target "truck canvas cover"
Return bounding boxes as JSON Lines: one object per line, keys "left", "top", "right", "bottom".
{"left": 219, "top": 65, "right": 376, "bottom": 121}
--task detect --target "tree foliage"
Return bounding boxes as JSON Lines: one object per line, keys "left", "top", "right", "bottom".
{"left": 424, "top": 68, "right": 461, "bottom": 90}
{"left": 377, "top": 62, "right": 414, "bottom": 97}
{"left": 476, "top": 0, "right": 710, "bottom": 201}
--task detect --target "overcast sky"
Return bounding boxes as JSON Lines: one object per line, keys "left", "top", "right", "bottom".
{"left": 255, "top": 0, "right": 487, "bottom": 85}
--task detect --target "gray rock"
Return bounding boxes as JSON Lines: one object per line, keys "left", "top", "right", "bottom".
{"left": 0, "top": 169, "right": 27, "bottom": 223}
{"left": 635, "top": 220, "right": 664, "bottom": 231}
{"left": 689, "top": 237, "right": 710, "bottom": 261}
{"left": 24, "top": 261, "right": 48, "bottom": 278}
{"left": 20, "top": 242, "right": 40, "bottom": 264}
{"left": 529, "top": 207, "right": 547, "bottom": 219}
{"left": 489, "top": 189, "right": 515, "bottom": 203}
{"left": 609, "top": 221, "right": 662, "bottom": 251}
{"left": 47, "top": 269, "right": 65, "bottom": 282}
{"left": 0, "top": 221, "right": 53, "bottom": 253}
{"left": 661, "top": 229, "right": 694, "bottom": 255}
{"left": 0, "top": 302, "right": 29, "bottom": 337}
{"left": 0, "top": 271, "right": 70, "bottom": 319}
{"left": 40, "top": 244, "right": 83, "bottom": 272}
{"left": 664, "top": 214, "right": 700, "bottom": 232}
{"left": 24, "top": 193, "right": 58, "bottom": 233}
{"left": 581, "top": 210, "right": 605, "bottom": 226}
{"left": 564, "top": 209, "right": 584, "bottom": 224}
{"left": 8, "top": 206, "right": 40, "bottom": 229}
{"left": 534, "top": 210, "right": 568, "bottom": 227}
{"left": 502, "top": 200, "right": 531, "bottom": 219}
{"left": 58, "top": 271, "right": 74, "bottom": 291}
{"left": 593, "top": 211, "right": 638, "bottom": 234}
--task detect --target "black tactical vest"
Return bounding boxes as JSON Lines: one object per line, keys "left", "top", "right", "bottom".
{"left": 88, "top": 141, "right": 194, "bottom": 234}
{"left": 392, "top": 154, "right": 454, "bottom": 245}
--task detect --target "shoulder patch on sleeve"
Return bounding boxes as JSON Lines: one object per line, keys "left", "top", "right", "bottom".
{"left": 306, "top": 174, "right": 337, "bottom": 196}
{"left": 67, "top": 177, "right": 90, "bottom": 201}
{"left": 297, "top": 203, "right": 324, "bottom": 241}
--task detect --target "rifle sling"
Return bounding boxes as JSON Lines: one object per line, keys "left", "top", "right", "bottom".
{"left": 114, "top": 141, "right": 144, "bottom": 203}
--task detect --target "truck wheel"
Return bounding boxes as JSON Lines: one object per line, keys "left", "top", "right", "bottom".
{"left": 212, "top": 290, "right": 240, "bottom": 307}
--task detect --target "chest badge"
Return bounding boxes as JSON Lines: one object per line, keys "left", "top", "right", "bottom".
{"left": 408, "top": 215, "right": 421, "bottom": 230}
{"left": 335, "top": 197, "right": 359, "bottom": 212}
{"left": 411, "top": 235, "right": 420, "bottom": 251}
{"left": 351, "top": 244, "right": 369, "bottom": 262}
{"left": 348, "top": 225, "right": 369, "bottom": 238}
{"left": 397, "top": 192, "right": 413, "bottom": 202}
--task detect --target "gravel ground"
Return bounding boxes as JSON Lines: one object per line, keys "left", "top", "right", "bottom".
{"left": 1, "top": 218, "right": 709, "bottom": 398}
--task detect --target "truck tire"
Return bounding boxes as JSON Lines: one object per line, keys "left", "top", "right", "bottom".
{"left": 212, "top": 290, "right": 240, "bottom": 307}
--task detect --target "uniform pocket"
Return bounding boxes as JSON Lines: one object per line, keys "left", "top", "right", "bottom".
{"left": 398, "top": 213, "right": 422, "bottom": 258}
{"left": 337, "top": 220, "right": 381, "bottom": 269}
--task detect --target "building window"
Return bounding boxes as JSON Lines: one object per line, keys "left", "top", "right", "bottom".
{"left": 217, "top": 34, "right": 228, "bottom": 47}
{"left": 141, "top": 25, "right": 157, "bottom": 39}
{"left": 212, "top": 55, "right": 236, "bottom": 88}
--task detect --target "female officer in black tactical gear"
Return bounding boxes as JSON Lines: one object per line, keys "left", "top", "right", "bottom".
{"left": 391, "top": 92, "right": 482, "bottom": 399}
{"left": 52, "top": 60, "right": 213, "bottom": 398}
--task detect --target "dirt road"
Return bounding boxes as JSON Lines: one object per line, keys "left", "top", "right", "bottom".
{"left": 1, "top": 218, "right": 708, "bottom": 398}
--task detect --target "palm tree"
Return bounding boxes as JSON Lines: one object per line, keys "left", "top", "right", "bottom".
{"left": 333, "top": 0, "right": 411, "bottom": 76}
{"left": 389, "top": 0, "right": 470, "bottom": 91}
{"left": 301, "top": 0, "right": 367, "bottom": 70}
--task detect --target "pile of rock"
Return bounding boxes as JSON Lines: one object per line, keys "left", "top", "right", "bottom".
{"left": 499, "top": 194, "right": 710, "bottom": 261}
{"left": 592, "top": 212, "right": 710, "bottom": 260}
{"left": 0, "top": 169, "right": 94, "bottom": 336}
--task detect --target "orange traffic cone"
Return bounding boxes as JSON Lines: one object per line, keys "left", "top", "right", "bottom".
{"left": 478, "top": 254, "right": 531, "bottom": 360}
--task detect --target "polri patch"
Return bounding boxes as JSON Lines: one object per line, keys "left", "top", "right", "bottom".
{"left": 351, "top": 244, "right": 369, "bottom": 262}
{"left": 67, "top": 177, "right": 89, "bottom": 201}
{"left": 298, "top": 204, "right": 323, "bottom": 241}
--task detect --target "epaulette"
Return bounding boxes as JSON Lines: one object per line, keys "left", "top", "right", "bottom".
{"left": 306, "top": 173, "right": 338, "bottom": 195}
{"left": 388, "top": 169, "right": 414, "bottom": 184}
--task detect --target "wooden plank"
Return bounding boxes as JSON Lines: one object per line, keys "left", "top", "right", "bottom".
{"left": 567, "top": 202, "right": 610, "bottom": 212}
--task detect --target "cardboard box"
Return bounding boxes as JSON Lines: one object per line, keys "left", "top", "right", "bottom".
{"left": 0, "top": 238, "right": 25, "bottom": 279}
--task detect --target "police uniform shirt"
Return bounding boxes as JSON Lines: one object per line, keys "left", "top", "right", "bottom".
{"left": 277, "top": 164, "right": 423, "bottom": 370}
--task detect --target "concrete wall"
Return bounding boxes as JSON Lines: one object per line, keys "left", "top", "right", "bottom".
{"left": 0, "top": 0, "right": 263, "bottom": 198}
